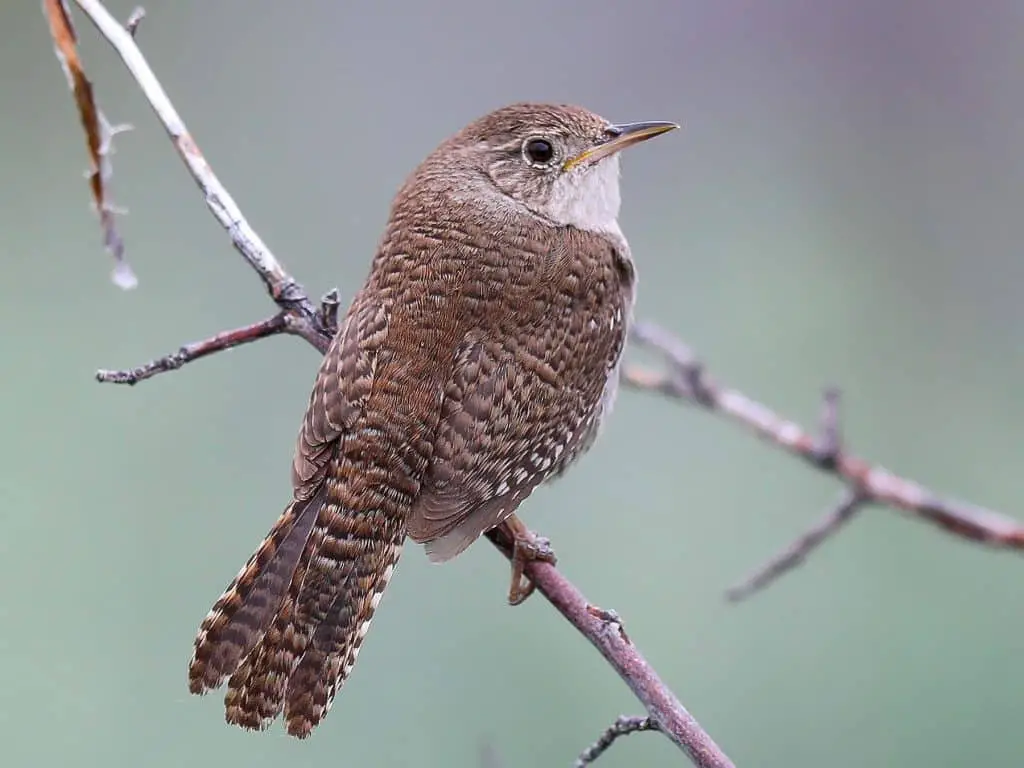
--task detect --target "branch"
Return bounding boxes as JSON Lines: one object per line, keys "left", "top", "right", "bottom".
{"left": 51, "top": 3, "right": 733, "bottom": 766}
{"left": 68, "top": 0, "right": 325, "bottom": 338}
{"left": 625, "top": 321, "right": 1024, "bottom": 592}
{"left": 723, "top": 382, "right": 866, "bottom": 601}
{"left": 574, "top": 715, "right": 660, "bottom": 767}
{"left": 486, "top": 525, "right": 730, "bottom": 767}
{"left": 725, "top": 489, "right": 866, "bottom": 602}
{"left": 43, "top": 0, "right": 135, "bottom": 289}
{"left": 96, "top": 313, "right": 288, "bottom": 385}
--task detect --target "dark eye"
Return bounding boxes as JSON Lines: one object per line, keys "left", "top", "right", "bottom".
{"left": 523, "top": 137, "right": 555, "bottom": 165}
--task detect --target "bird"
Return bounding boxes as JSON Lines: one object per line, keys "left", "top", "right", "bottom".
{"left": 187, "top": 102, "right": 677, "bottom": 738}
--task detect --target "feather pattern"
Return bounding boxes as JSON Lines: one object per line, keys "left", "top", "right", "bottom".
{"left": 407, "top": 224, "right": 633, "bottom": 561}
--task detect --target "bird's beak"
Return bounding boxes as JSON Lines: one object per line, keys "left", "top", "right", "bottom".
{"left": 562, "top": 120, "right": 679, "bottom": 171}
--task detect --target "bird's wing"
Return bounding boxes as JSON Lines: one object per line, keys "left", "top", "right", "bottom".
{"left": 408, "top": 233, "right": 630, "bottom": 562}
{"left": 291, "top": 295, "right": 389, "bottom": 500}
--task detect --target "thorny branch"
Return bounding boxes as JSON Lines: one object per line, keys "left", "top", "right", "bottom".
{"left": 48, "top": 2, "right": 733, "bottom": 766}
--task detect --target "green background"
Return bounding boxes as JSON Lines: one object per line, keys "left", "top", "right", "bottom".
{"left": 2, "top": 1, "right": 1022, "bottom": 766}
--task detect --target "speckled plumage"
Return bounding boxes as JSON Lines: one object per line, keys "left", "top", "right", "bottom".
{"left": 187, "top": 103, "right": 674, "bottom": 737}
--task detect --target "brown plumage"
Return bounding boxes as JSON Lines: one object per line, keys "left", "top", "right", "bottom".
{"left": 187, "top": 103, "right": 676, "bottom": 737}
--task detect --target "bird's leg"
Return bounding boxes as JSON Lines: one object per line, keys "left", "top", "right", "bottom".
{"left": 503, "top": 514, "right": 557, "bottom": 606}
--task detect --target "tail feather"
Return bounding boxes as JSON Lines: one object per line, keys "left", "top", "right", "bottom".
{"left": 188, "top": 486, "right": 326, "bottom": 694}
{"left": 284, "top": 533, "right": 404, "bottom": 737}
{"left": 223, "top": 533, "right": 318, "bottom": 730}
{"left": 214, "top": 459, "right": 409, "bottom": 738}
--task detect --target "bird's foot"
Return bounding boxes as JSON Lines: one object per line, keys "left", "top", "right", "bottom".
{"left": 506, "top": 520, "right": 558, "bottom": 606}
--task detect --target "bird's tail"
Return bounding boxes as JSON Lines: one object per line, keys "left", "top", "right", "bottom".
{"left": 189, "top": 452, "right": 410, "bottom": 738}
{"left": 187, "top": 485, "right": 327, "bottom": 695}
{"left": 224, "top": 517, "right": 404, "bottom": 737}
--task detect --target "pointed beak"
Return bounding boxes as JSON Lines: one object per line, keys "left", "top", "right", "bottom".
{"left": 562, "top": 120, "right": 679, "bottom": 171}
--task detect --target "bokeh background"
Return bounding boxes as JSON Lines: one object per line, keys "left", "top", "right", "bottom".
{"left": 2, "top": 1, "right": 1023, "bottom": 766}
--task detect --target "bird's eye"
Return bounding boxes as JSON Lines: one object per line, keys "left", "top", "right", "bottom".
{"left": 523, "top": 137, "right": 556, "bottom": 166}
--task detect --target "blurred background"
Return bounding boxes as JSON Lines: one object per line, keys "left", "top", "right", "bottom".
{"left": 2, "top": 1, "right": 1023, "bottom": 766}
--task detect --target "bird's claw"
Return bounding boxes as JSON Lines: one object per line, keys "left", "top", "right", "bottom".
{"left": 508, "top": 529, "right": 557, "bottom": 606}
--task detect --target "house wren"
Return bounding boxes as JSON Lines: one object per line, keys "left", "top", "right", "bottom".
{"left": 187, "top": 103, "right": 677, "bottom": 737}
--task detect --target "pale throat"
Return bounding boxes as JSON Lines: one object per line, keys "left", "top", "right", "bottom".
{"left": 541, "top": 156, "right": 624, "bottom": 239}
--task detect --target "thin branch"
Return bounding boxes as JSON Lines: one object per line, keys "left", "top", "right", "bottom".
{"left": 72, "top": 0, "right": 313, "bottom": 314}
{"left": 53, "top": 3, "right": 733, "bottom": 766}
{"left": 124, "top": 7, "right": 145, "bottom": 37}
{"left": 725, "top": 489, "right": 867, "bottom": 602}
{"left": 574, "top": 715, "right": 660, "bottom": 768}
{"left": 626, "top": 320, "right": 1024, "bottom": 553}
{"left": 71, "top": 0, "right": 332, "bottom": 355}
{"left": 96, "top": 313, "right": 289, "bottom": 385}
{"left": 486, "top": 524, "right": 732, "bottom": 767}
{"left": 43, "top": 0, "right": 135, "bottom": 289}
{"left": 723, "top": 387, "right": 864, "bottom": 600}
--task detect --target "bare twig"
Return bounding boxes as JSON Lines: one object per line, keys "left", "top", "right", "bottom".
{"left": 575, "top": 715, "right": 660, "bottom": 767}
{"left": 96, "top": 313, "right": 289, "bottom": 385}
{"left": 725, "top": 489, "right": 867, "bottom": 602}
{"left": 68, "top": 0, "right": 335, "bottom": 358}
{"left": 485, "top": 524, "right": 731, "bottom": 767}
{"left": 626, "top": 320, "right": 1024, "bottom": 554}
{"left": 722, "top": 386, "right": 864, "bottom": 599}
{"left": 50, "top": 3, "right": 734, "bottom": 766}
{"left": 71, "top": 0, "right": 315, "bottom": 320}
{"left": 124, "top": 7, "right": 145, "bottom": 37}
{"left": 319, "top": 288, "right": 341, "bottom": 335}
{"left": 811, "top": 386, "right": 842, "bottom": 466}
{"left": 44, "top": 0, "right": 135, "bottom": 289}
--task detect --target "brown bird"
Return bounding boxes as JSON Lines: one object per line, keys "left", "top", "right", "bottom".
{"left": 187, "top": 102, "right": 676, "bottom": 738}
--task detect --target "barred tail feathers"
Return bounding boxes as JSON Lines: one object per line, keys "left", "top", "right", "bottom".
{"left": 219, "top": 454, "right": 410, "bottom": 737}
{"left": 188, "top": 486, "right": 325, "bottom": 694}
{"left": 222, "top": 534, "right": 317, "bottom": 730}
{"left": 284, "top": 531, "right": 404, "bottom": 737}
